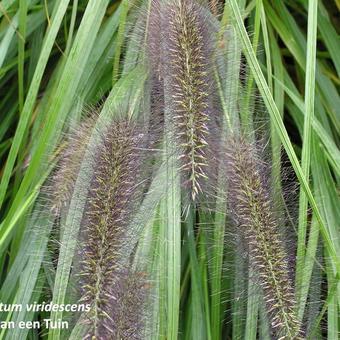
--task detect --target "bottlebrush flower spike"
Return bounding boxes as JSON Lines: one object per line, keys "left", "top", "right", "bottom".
{"left": 77, "top": 119, "right": 149, "bottom": 339}
{"left": 226, "top": 137, "right": 304, "bottom": 340}
{"left": 162, "top": 0, "right": 217, "bottom": 202}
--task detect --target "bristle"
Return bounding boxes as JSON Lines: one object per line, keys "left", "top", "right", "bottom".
{"left": 77, "top": 119, "right": 148, "bottom": 339}
{"left": 110, "top": 269, "right": 149, "bottom": 340}
{"left": 49, "top": 118, "right": 95, "bottom": 217}
{"left": 226, "top": 137, "right": 304, "bottom": 339}
{"left": 146, "top": 0, "right": 162, "bottom": 80}
{"left": 145, "top": 0, "right": 166, "bottom": 158}
{"left": 163, "top": 0, "right": 216, "bottom": 202}
{"left": 209, "top": 0, "right": 220, "bottom": 16}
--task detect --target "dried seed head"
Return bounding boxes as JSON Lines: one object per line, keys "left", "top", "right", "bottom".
{"left": 163, "top": 0, "right": 217, "bottom": 202}
{"left": 77, "top": 119, "right": 149, "bottom": 339}
{"left": 226, "top": 137, "right": 304, "bottom": 339}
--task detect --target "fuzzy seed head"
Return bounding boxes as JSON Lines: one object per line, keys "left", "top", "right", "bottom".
{"left": 226, "top": 138, "right": 304, "bottom": 339}
{"left": 77, "top": 119, "right": 148, "bottom": 339}
{"left": 165, "top": 0, "right": 214, "bottom": 201}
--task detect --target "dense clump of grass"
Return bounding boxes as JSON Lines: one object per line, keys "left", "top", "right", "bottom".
{"left": 0, "top": 0, "right": 339, "bottom": 339}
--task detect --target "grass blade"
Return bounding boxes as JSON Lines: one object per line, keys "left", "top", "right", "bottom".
{"left": 296, "top": 0, "right": 318, "bottom": 302}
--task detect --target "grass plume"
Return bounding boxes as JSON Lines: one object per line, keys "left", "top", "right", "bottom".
{"left": 76, "top": 118, "right": 149, "bottom": 339}
{"left": 162, "top": 0, "right": 217, "bottom": 202}
{"left": 225, "top": 137, "right": 304, "bottom": 339}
